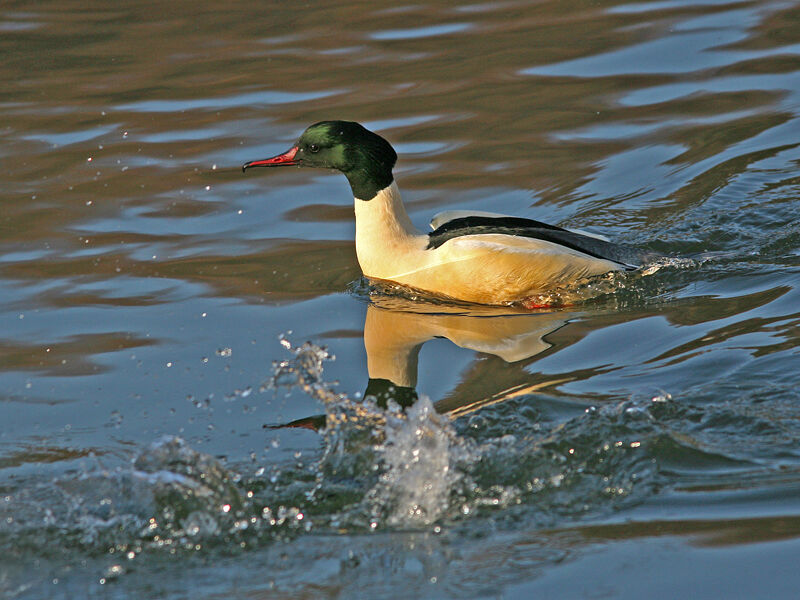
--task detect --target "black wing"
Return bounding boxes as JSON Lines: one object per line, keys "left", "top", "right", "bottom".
{"left": 426, "top": 216, "right": 654, "bottom": 270}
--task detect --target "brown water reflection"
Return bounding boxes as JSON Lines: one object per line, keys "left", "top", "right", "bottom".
{"left": 0, "top": 332, "right": 155, "bottom": 377}
{"left": 1, "top": 240, "right": 358, "bottom": 304}
{"left": 578, "top": 513, "right": 800, "bottom": 547}
{"left": 4, "top": 2, "right": 796, "bottom": 245}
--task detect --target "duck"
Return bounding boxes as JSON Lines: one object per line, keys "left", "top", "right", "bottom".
{"left": 243, "top": 120, "right": 655, "bottom": 307}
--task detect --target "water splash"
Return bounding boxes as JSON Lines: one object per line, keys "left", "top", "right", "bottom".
{"left": 265, "top": 335, "right": 346, "bottom": 406}
{"left": 264, "top": 337, "right": 476, "bottom": 530}
{"left": 0, "top": 434, "right": 307, "bottom": 559}
{"left": 260, "top": 339, "right": 676, "bottom": 530}
{"left": 130, "top": 435, "right": 245, "bottom": 540}
{"left": 0, "top": 337, "right": 776, "bottom": 569}
{"left": 368, "top": 398, "right": 473, "bottom": 528}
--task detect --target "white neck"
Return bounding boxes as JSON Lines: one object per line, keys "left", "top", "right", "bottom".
{"left": 353, "top": 181, "right": 427, "bottom": 279}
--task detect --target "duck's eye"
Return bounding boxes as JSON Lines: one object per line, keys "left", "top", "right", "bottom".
{"left": 309, "top": 144, "right": 320, "bottom": 153}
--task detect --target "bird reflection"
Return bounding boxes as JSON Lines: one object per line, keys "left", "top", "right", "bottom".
{"left": 272, "top": 298, "right": 580, "bottom": 431}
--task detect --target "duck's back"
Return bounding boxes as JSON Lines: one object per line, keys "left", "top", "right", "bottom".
{"left": 427, "top": 214, "right": 652, "bottom": 271}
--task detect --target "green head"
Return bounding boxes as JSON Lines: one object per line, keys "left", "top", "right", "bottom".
{"left": 242, "top": 121, "right": 397, "bottom": 200}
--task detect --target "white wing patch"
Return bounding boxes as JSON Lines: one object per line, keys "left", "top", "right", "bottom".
{"left": 563, "top": 227, "right": 610, "bottom": 242}
{"left": 429, "top": 210, "right": 511, "bottom": 230}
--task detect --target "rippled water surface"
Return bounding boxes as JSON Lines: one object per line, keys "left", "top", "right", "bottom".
{"left": 2, "top": 1, "right": 800, "bottom": 598}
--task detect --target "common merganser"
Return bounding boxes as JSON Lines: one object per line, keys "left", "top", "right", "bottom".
{"left": 243, "top": 121, "right": 654, "bottom": 306}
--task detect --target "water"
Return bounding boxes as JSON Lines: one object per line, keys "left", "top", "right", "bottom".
{"left": 2, "top": 0, "right": 800, "bottom": 597}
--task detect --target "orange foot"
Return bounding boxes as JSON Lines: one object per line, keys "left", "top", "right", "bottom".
{"left": 520, "top": 298, "right": 573, "bottom": 310}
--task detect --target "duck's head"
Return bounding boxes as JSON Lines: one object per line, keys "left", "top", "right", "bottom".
{"left": 242, "top": 120, "right": 397, "bottom": 200}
